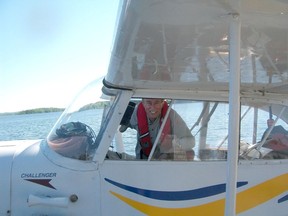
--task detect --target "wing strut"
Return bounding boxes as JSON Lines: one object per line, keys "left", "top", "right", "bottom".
{"left": 225, "top": 10, "right": 241, "bottom": 216}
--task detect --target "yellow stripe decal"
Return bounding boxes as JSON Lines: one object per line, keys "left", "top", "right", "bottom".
{"left": 110, "top": 173, "right": 288, "bottom": 215}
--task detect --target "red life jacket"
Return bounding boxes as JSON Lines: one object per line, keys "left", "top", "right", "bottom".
{"left": 137, "top": 101, "right": 171, "bottom": 157}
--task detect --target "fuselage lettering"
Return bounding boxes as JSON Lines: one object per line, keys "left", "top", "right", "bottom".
{"left": 21, "top": 172, "right": 57, "bottom": 178}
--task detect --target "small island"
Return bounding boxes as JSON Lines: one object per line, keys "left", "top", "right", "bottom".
{"left": 0, "top": 107, "right": 65, "bottom": 116}
{"left": 17, "top": 107, "right": 65, "bottom": 115}
{"left": 0, "top": 101, "right": 109, "bottom": 116}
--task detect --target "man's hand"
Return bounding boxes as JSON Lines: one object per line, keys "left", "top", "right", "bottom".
{"left": 160, "top": 134, "right": 174, "bottom": 153}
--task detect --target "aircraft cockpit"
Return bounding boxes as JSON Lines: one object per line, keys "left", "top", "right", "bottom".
{"left": 45, "top": 78, "right": 288, "bottom": 162}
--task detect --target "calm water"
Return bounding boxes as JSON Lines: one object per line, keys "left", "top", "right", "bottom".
{"left": 0, "top": 106, "right": 284, "bottom": 147}
{"left": 0, "top": 112, "right": 62, "bottom": 141}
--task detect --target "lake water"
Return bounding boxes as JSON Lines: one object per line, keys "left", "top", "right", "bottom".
{"left": 0, "top": 112, "right": 62, "bottom": 141}
{"left": 1, "top": 106, "right": 285, "bottom": 150}
{"left": 0, "top": 108, "right": 272, "bottom": 143}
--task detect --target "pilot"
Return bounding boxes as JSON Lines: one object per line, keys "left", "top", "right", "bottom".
{"left": 261, "top": 119, "right": 288, "bottom": 159}
{"left": 261, "top": 119, "right": 288, "bottom": 141}
{"left": 120, "top": 98, "right": 195, "bottom": 160}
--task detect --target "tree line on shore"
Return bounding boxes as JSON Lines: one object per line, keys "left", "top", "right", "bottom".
{"left": 0, "top": 107, "right": 65, "bottom": 115}
{"left": 0, "top": 101, "right": 109, "bottom": 116}
{"left": 18, "top": 108, "right": 65, "bottom": 115}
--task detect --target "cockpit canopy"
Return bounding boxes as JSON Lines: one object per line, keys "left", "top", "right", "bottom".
{"left": 46, "top": 78, "right": 113, "bottom": 160}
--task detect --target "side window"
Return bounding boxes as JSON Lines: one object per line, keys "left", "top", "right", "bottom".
{"left": 240, "top": 104, "right": 288, "bottom": 160}
{"left": 108, "top": 99, "right": 231, "bottom": 161}
{"left": 182, "top": 101, "right": 229, "bottom": 161}
{"left": 148, "top": 100, "right": 230, "bottom": 161}
{"left": 108, "top": 99, "right": 288, "bottom": 161}
{"left": 148, "top": 100, "right": 195, "bottom": 161}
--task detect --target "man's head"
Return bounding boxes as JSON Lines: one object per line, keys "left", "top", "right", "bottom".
{"left": 142, "top": 98, "right": 164, "bottom": 121}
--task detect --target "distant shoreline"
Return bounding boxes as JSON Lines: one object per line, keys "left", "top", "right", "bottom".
{"left": 0, "top": 108, "right": 65, "bottom": 116}
{"left": 0, "top": 102, "right": 108, "bottom": 116}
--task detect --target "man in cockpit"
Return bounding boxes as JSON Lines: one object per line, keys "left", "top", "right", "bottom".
{"left": 261, "top": 119, "right": 288, "bottom": 159}
{"left": 261, "top": 119, "right": 288, "bottom": 142}
{"left": 120, "top": 98, "right": 195, "bottom": 160}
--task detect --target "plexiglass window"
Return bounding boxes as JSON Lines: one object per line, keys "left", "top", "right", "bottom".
{"left": 109, "top": 99, "right": 288, "bottom": 161}
{"left": 46, "top": 78, "right": 115, "bottom": 161}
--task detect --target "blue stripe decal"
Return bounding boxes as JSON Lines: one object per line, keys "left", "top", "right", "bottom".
{"left": 105, "top": 178, "right": 248, "bottom": 201}
{"left": 278, "top": 194, "right": 288, "bottom": 203}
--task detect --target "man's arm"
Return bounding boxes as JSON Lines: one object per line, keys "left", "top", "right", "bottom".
{"left": 170, "top": 110, "right": 195, "bottom": 150}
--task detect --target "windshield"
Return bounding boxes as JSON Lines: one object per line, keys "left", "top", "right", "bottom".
{"left": 46, "top": 78, "right": 114, "bottom": 160}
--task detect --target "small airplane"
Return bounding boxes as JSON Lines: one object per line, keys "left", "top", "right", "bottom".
{"left": 1, "top": 0, "right": 288, "bottom": 215}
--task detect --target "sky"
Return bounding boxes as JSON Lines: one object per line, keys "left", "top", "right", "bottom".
{"left": 0, "top": 0, "right": 120, "bottom": 113}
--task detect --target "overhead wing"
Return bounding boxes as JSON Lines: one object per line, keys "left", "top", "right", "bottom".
{"left": 105, "top": 0, "right": 288, "bottom": 95}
